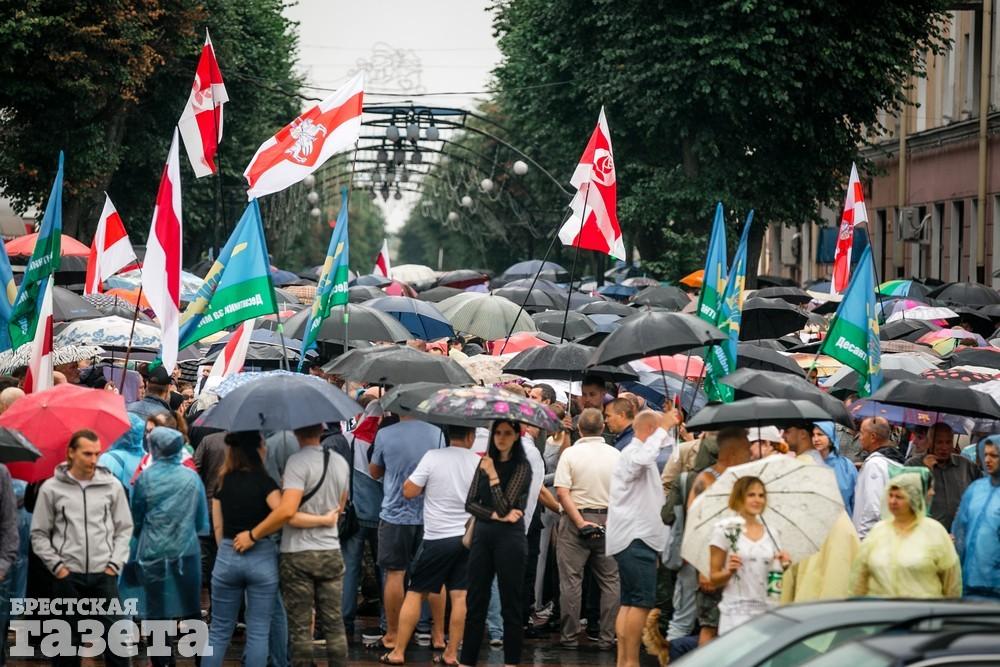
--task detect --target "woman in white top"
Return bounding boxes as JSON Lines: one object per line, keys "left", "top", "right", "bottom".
{"left": 707, "top": 476, "right": 791, "bottom": 635}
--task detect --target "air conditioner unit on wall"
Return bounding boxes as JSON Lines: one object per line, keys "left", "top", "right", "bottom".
{"left": 895, "top": 207, "right": 930, "bottom": 244}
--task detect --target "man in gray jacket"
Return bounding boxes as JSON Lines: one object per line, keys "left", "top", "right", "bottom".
{"left": 31, "top": 429, "right": 133, "bottom": 666}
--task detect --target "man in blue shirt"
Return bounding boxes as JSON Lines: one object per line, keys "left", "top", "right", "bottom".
{"left": 605, "top": 397, "right": 636, "bottom": 451}
{"left": 369, "top": 417, "right": 445, "bottom": 651}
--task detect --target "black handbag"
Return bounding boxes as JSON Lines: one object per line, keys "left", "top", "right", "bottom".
{"left": 337, "top": 436, "right": 360, "bottom": 542}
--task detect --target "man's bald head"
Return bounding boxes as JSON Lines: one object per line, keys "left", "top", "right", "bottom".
{"left": 0, "top": 387, "right": 24, "bottom": 413}
{"left": 860, "top": 416, "right": 891, "bottom": 453}
{"left": 633, "top": 409, "right": 660, "bottom": 441}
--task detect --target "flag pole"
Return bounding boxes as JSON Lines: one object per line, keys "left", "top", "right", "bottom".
{"left": 211, "top": 92, "right": 227, "bottom": 257}
{"left": 119, "top": 282, "right": 144, "bottom": 393}
{"left": 560, "top": 178, "right": 591, "bottom": 343}
{"left": 343, "top": 143, "right": 360, "bottom": 358}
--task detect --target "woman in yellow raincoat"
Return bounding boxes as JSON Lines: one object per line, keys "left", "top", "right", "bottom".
{"left": 849, "top": 472, "right": 961, "bottom": 598}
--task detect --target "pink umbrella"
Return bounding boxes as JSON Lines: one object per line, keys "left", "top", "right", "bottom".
{"left": 384, "top": 279, "right": 417, "bottom": 298}
{"left": 917, "top": 328, "right": 988, "bottom": 355}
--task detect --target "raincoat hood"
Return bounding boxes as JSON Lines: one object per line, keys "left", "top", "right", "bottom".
{"left": 815, "top": 421, "right": 839, "bottom": 452}
{"left": 977, "top": 435, "right": 1000, "bottom": 483}
{"left": 148, "top": 427, "right": 185, "bottom": 463}
{"left": 108, "top": 413, "right": 146, "bottom": 455}
{"left": 884, "top": 471, "right": 928, "bottom": 521}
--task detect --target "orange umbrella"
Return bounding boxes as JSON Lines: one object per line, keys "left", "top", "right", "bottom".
{"left": 6, "top": 233, "right": 90, "bottom": 257}
{"left": 105, "top": 287, "right": 151, "bottom": 309}
{"left": 680, "top": 269, "right": 704, "bottom": 288}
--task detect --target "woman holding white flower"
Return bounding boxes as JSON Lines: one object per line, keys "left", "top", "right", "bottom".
{"left": 708, "top": 476, "right": 791, "bottom": 635}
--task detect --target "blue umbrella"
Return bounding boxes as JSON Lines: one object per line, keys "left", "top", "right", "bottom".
{"left": 621, "top": 371, "right": 708, "bottom": 413}
{"left": 270, "top": 267, "right": 303, "bottom": 286}
{"left": 365, "top": 296, "right": 454, "bottom": 340}
{"left": 499, "top": 260, "right": 570, "bottom": 284}
{"left": 598, "top": 283, "right": 638, "bottom": 301}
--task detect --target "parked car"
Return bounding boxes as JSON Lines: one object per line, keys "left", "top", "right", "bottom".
{"left": 803, "top": 628, "right": 1000, "bottom": 666}
{"left": 673, "top": 599, "right": 1000, "bottom": 667}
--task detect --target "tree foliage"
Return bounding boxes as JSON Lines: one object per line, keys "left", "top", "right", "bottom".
{"left": 488, "top": 0, "right": 950, "bottom": 282}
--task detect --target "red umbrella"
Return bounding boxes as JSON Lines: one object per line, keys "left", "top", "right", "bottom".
{"left": 6, "top": 233, "right": 91, "bottom": 257}
{"left": 2, "top": 384, "right": 130, "bottom": 483}
{"left": 384, "top": 280, "right": 417, "bottom": 298}
{"left": 633, "top": 353, "right": 706, "bottom": 378}
{"left": 489, "top": 331, "right": 549, "bottom": 355}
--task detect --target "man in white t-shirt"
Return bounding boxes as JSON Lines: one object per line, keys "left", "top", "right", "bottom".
{"left": 381, "top": 425, "right": 480, "bottom": 666}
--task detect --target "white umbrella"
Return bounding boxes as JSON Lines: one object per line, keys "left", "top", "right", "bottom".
{"left": 681, "top": 457, "right": 844, "bottom": 577}
{"left": 885, "top": 306, "right": 958, "bottom": 323}
{"left": 453, "top": 352, "right": 520, "bottom": 385}
{"left": 0, "top": 344, "right": 106, "bottom": 374}
{"left": 390, "top": 264, "right": 436, "bottom": 287}
{"left": 55, "top": 316, "right": 161, "bottom": 350}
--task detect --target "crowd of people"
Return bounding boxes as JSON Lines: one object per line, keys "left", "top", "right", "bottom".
{"left": 0, "top": 348, "right": 997, "bottom": 667}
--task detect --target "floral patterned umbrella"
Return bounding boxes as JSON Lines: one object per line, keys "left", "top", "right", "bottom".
{"left": 414, "top": 385, "right": 560, "bottom": 430}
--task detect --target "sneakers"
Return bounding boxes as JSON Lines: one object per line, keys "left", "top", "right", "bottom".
{"left": 585, "top": 625, "right": 600, "bottom": 642}
{"left": 415, "top": 631, "right": 432, "bottom": 647}
{"left": 489, "top": 637, "right": 503, "bottom": 648}
{"left": 362, "top": 629, "right": 385, "bottom": 644}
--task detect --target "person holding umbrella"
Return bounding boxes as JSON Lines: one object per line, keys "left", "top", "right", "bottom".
{"left": 850, "top": 472, "right": 961, "bottom": 598}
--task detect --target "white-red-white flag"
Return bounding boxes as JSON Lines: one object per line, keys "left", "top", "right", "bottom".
{"left": 208, "top": 318, "right": 255, "bottom": 378}
{"left": 142, "top": 129, "right": 183, "bottom": 374}
{"left": 244, "top": 73, "right": 364, "bottom": 200}
{"left": 84, "top": 194, "right": 137, "bottom": 295}
{"left": 373, "top": 239, "right": 391, "bottom": 278}
{"left": 178, "top": 29, "right": 228, "bottom": 178}
{"left": 832, "top": 162, "right": 868, "bottom": 294}
{"left": 24, "top": 276, "right": 54, "bottom": 394}
{"left": 558, "top": 107, "right": 625, "bottom": 261}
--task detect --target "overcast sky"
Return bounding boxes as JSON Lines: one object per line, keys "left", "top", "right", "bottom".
{"left": 283, "top": 0, "right": 502, "bottom": 232}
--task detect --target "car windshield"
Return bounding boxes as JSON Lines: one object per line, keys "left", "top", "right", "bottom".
{"left": 758, "top": 624, "right": 890, "bottom": 667}
{"left": 800, "top": 642, "right": 894, "bottom": 667}
{"left": 674, "top": 613, "right": 794, "bottom": 667}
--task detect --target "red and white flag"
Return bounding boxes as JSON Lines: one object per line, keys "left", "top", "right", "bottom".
{"left": 142, "top": 129, "right": 183, "bottom": 374}
{"left": 558, "top": 107, "right": 625, "bottom": 261}
{"left": 373, "top": 239, "right": 391, "bottom": 278}
{"left": 178, "top": 29, "right": 228, "bottom": 178}
{"left": 84, "top": 194, "right": 137, "bottom": 295}
{"left": 208, "top": 318, "right": 255, "bottom": 379}
{"left": 832, "top": 162, "right": 868, "bottom": 294}
{"left": 24, "top": 276, "right": 54, "bottom": 394}
{"left": 244, "top": 73, "right": 364, "bottom": 200}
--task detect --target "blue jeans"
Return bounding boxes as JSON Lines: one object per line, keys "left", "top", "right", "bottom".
{"left": 205, "top": 539, "right": 280, "bottom": 667}
{"left": 341, "top": 523, "right": 385, "bottom": 634}
{"left": 267, "top": 588, "right": 289, "bottom": 667}
{"left": 487, "top": 577, "right": 502, "bottom": 640}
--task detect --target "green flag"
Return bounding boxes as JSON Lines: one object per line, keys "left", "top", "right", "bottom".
{"left": 8, "top": 152, "right": 63, "bottom": 350}
{"left": 177, "top": 199, "right": 277, "bottom": 349}
{"left": 299, "top": 188, "right": 350, "bottom": 370}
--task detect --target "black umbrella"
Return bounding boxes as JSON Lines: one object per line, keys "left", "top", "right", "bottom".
{"left": 588, "top": 311, "right": 727, "bottom": 367}
{"left": 198, "top": 374, "right": 362, "bottom": 431}
{"left": 282, "top": 303, "right": 411, "bottom": 343}
{"left": 418, "top": 286, "right": 464, "bottom": 303}
{"left": 326, "top": 345, "right": 475, "bottom": 386}
{"left": 530, "top": 311, "right": 596, "bottom": 340}
{"left": 686, "top": 397, "right": 836, "bottom": 431}
{"left": 948, "top": 307, "right": 996, "bottom": 338}
{"left": 719, "top": 368, "right": 854, "bottom": 427}
{"left": 736, "top": 342, "right": 806, "bottom": 376}
{"left": 497, "top": 260, "right": 570, "bottom": 285}
{"left": 503, "top": 342, "right": 596, "bottom": 380}
{"left": 945, "top": 346, "right": 1000, "bottom": 370}
{"left": 0, "top": 427, "right": 41, "bottom": 463}
{"left": 586, "top": 363, "right": 639, "bottom": 382}
{"left": 739, "top": 297, "right": 810, "bottom": 340}
{"left": 381, "top": 382, "right": 460, "bottom": 416}
{"left": 632, "top": 285, "right": 690, "bottom": 310}
{"left": 824, "top": 368, "right": 917, "bottom": 399}
{"left": 436, "top": 269, "right": 489, "bottom": 289}
{"left": 742, "top": 339, "right": 787, "bottom": 352}
{"left": 52, "top": 287, "right": 103, "bottom": 322}
{"left": 880, "top": 319, "right": 942, "bottom": 342}
{"left": 351, "top": 274, "right": 393, "bottom": 288}
{"left": 322, "top": 346, "right": 396, "bottom": 377}
{"left": 756, "top": 275, "right": 798, "bottom": 288}
{"left": 348, "top": 285, "right": 384, "bottom": 303}
{"left": 927, "top": 281, "right": 1000, "bottom": 306}
{"left": 753, "top": 286, "right": 813, "bottom": 305}
{"left": 493, "top": 286, "right": 565, "bottom": 313}
{"left": 576, "top": 300, "right": 634, "bottom": 317}
{"left": 978, "top": 303, "right": 1000, "bottom": 322}
{"left": 868, "top": 378, "right": 1000, "bottom": 420}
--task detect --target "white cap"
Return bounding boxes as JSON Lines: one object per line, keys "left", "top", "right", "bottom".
{"left": 747, "top": 426, "right": 783, "bottom": 443}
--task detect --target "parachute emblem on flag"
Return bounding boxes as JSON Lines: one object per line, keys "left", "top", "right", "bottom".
{"left": 286, "top": 118, "right": 328, "bottom": 164}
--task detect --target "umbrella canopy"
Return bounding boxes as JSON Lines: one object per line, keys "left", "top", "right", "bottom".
{"left": 81, "top": 294, "right": 153, "bottom": 322}
{"left": 455, "top": 352, "right": 520, "bottom": 385}
{"left": 0, "top": 343, "right": 105, "bottom": 375}
{"left": 320, "top": 346, "right": 395, "bottom": 378}
{"left": 442, "top": 293, "right": 537, "bottom": 341}
{"left": 687, "top": 397, "right": 837, "bottom": 431}
{"left": 868, "top": 378, "right": 1000, "bottom": 420}
{"left": 681, "top": 457, "right": 844, "bottom": 577}
{"left": 735, "top": 343, "right": 806, "bottom": 376}
{"left": 917, "top": 328, "right": 988, "bottom": 355}
{"left": 978, "top": 303, "right": 1000, "bottom": 322}
{"left": 945, "top": 346, "right": 1000, "bottom": 369}
{"left": 880, "top": 319, "right": 942, "bottom": 342}
{"left": 741, "top": 338, "right": 788, "bottom": 352}
{"left": 6, "top": 233, "right": 90, "bottom": 257}
{"left": 878, "top": 279, "right": 932, "bottom": 299}
{"left": 739, "top": 297, "right": 811, "bottom": 341}
{"left": 577, "top": 300, "right": 633, "bottom": 317}
{"left": 105, "top": 287, "right": 151, "bottom": 309}
{"left": 384, "top": 279, "right": 418, "bottom": 298}
{"left": 54, "top": 316, "right": 161, "bottom": 350}
{"left": 879, "top": 351, "right": 943, "bottom": 373}
{"left": 589, "top": 311, "right": 727, "bottom": 367}
{"left": 381, "top": 382, "right": 459, "bottom": 416}
{"left": 823, "top": 367, "right": 918, "bottom": 397}
{"left": 632, "top": 285, "right": 690, "bottom": 309}
{"left": 489, "top": 331, "right": 549, "bottom": 356}
{"left": 418, "top": 286, "right": 464, "bottom": 303}
{"left": 502, "top": 342, "right": 594, "bottom": 380}
{"left": 390, "top": 264, "right": 437, "bottom": 288}
{"left": 947, "top": 307, "right": 995, "bottom": 338}
{"left": 0, "top": 428, "right": 41, "bottom": 464}
{"left": 325, "top": 345, "right": 474, "bottom": 386}
{"left": 498, "top": 260, "right": 570, "bottom": 285}
{"left": 2, "top": 384, "right": 130, "bottom": 483}
{"left": 531, "top": 310, "right": 596, "bottom": 340}
{"left": 718, "top": 368, "right": 854, "bottom": 427}
{"left": 365, "top": 296, "right": 454, "bottom": 340}
{"left": 598, "top": 283, "right": 639, "bottom": 301}
{"left": 106, "top": 269, "right": 203, "bottom": 302}
{"left": 413, "top": 385, "right": 560, "bottom": 430}
{"left": 630, "top": 354, "right": 706, "bottom": 378}
{"left": 620, "top": 371, "right": 708, "bottom": 414}
{"left": 753, "top": 286, "right": 813, "bottom": 305}
{"left": 51, "top": 287, "right": 102, "bottom": 322}
{"left": 493, "top": 286, "right": 565, "bottom": 313}
{"left": 205, "top": 330, "right": 315, "bottom": 365}
{"left": 351, "top": 273, "right": 393, "bottom": 288}
{"left": 756, "top": 275, "right": 799, "bottom": 288}
{"left": 920, "top": 367, "right": 996, "bottom": 384}
{"left": 928, "top": 281, "right": 1000, "bottom": 306}
{"left": 348, "top": 285, "right": 384, "bottom": 303}
{"left": 621, "top": 276, "right": 660, "bottom": 288}
{"left": 270, "top": 267, "right": 304, "bottom": 286}
{"left": 436, "top": 269, "right": 489, "bottom": 289}
{"left": 199, "top": 373, "right": 362, "bottom": 431}
{"left": 885, "top": 305, "right": 958, "bottom": 324}
{"left": 881, "top": 339, "right": 942, "bottom": 356}
{"left": 680, "top": 269, "right": 704, "bottom": 288}
{"left": 281, "top": 303, "right": 411, "bottom": 344}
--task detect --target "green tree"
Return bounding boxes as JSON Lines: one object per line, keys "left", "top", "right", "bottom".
{"left": 489, "top": 0, "right": 949, "bottom": 283}
{"left": 0, "top": 0, "right": 302, "bottom": 266}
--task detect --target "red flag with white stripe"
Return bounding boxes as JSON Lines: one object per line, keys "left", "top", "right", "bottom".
{"left": 24, "top": 276, "right": 54, "bottom": 394}
{"left": 178, "top": 29, "right": 229, "bottom": 178}
{"left": 208, "top": 318, "right": 255, "bottom": 378}
{"left": 142, "top": 129, "right": 183, "bottom": 374}
{"left": 831, "top": 162, "right": 868, "bottom": 294}
{"left": 558, "top": 107, "right": 625, "bottom": 261}
{"left": 244, "top": 73, "right": 364, "bottom": 199}
{"left": 373, "top": 239, "right": 391, "bottom": 278}
{"left": 84, "top": 194, "right": 137, "bottom": 295}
